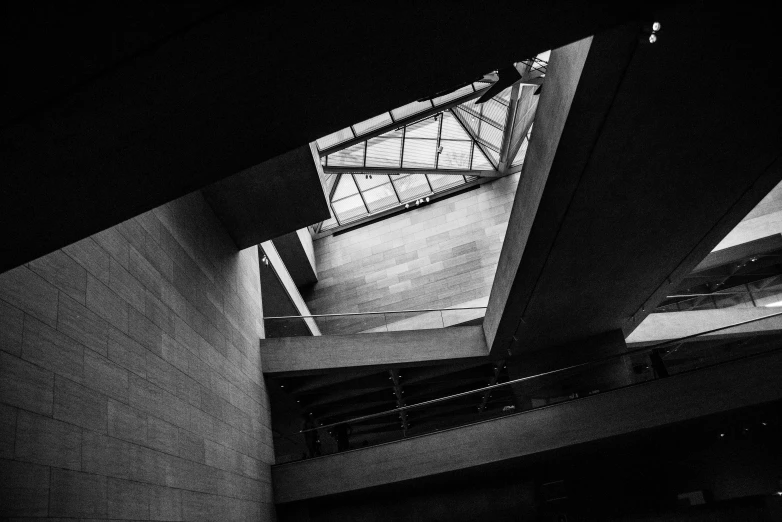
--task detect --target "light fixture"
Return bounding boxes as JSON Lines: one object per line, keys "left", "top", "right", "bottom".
{"left": 652, "top": 21, "right": 661, "bottom": 31}
{"left": 425, "top": 197, "right": 430, "bottom": 202}
{"left": 261, "top": 254, "right": 269, "bottom": 266}
{"left": 649, "top": 34, "right": 657, "bottom": 44}
{"left": 437, "top": 146, "right": 443, "bottom": 154}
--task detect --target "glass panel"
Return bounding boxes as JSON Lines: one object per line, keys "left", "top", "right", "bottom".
{"left": 432, "top": 84, "right": 474, "bottom": 106}
{"left": 481, "top": 97, "right": 509, "bottom": 128}
{"left": 392, "top": 100, "right": 432, "bottom": 120}
{"left": 392, "top": 174, "right": 430, "bottom": 201}
{"left": 323, "top": 173, "right": 339, "bottom": 197}
{"left": 483, "top": 146, "right": 500, "bottom": 166}
{"left": 353, "top": 113, "right": 393, "bottom": 136}
{"left": 327, "top": 142, "right": 364, "bottom": 167}
{"left": 355, "top": 173, "right": 391, "bottom": 191}
{"left": 331, "top": 194, "right": 367, "bottom": 222}
{"left": 440, "top": 111, "right": 471, "bottom": 140}
{"left": 427, "top": 173, "right": 465, "bottom": 192}
{"left": 471, "top": 144, "right": 493, "bottom": 169}
{"left": 365, "top": 135, "right": 402, "bottom": 168}
{"left": 455, "top": 107, "right": 480, "bottom": 139}
{"left": 402, "top": 139, "right": 437, "bottom": 168}
{"left": 438, "top": 140, "right": 472, "bottom": 169}
{"left": 316, "top": 127, "right": 354, "bottom": 150}
{"left": 363, "top": 183, "right": 399, "bottom": 212}
{"left": 479, "top": 123, "right": 503, "bottom": 151}
{"left": 405, "top": 117, "right": 439, "bottom": 139}
{"left": 332, "top": 173, "right": 359, "bottom": 200}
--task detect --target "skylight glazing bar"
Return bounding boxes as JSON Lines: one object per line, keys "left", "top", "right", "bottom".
{"left": 352, "top": 174, "right": 371, "bottom": 214}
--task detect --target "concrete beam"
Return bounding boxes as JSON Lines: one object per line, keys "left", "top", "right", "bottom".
{"left": 484, "top": 36, "right": 595, "bottom": 353}
{"left": 260, "top": 326, "right": 489, "bottom": 375}
{"left": 322, "top": 167, "right": 502, "bottom": 178}
{"left": 272, "top": 228, "right": 318, "bottom": 287}
{"left": 260, "top": 241, "right": 320, "bottom": 337}
{"left": 626, "top": 308, "right": 782, "bottom": 347}
{"left": 272, "top": 349, "right": 782, "bottom": 503}
{"left": 203, "top": 145, "right": 330, "bottom": 248}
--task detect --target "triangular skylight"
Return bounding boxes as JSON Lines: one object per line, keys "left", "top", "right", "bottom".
{"left": 313, "top": 53, "right": 549, "bottom": 233}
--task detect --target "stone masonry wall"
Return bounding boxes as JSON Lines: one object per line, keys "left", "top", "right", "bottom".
{"left": 0, "top": 192, "right": 274, "bottom": 520}
{"left": 305, "top": 174, "right": 519, "bottom": 315}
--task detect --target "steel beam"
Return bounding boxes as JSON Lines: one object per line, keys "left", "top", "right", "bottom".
{"left": 323, "top": 166, "right": 501, "bottom": 178}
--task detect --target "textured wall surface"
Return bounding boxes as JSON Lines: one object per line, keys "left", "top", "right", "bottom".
{"left": 0, "top": 192, "right": 274, "bottom": 520}
{"left": 304, "top": 174, "right": 519, "bottom": 315}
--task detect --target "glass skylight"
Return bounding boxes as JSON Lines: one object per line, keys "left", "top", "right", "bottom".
{"left": 313, "top": 54, "right": 548, "bottom": 233}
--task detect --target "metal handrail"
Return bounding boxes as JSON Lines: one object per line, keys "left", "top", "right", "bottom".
{"left": 299, "top": 309, "right": 782, "bottom": 433}
{"left": 265, "top": 306, "right": 487, "bottom": 320}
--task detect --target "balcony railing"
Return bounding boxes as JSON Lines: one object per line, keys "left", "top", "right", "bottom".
{"left": 264, "top": 306, "right": 487, "bottom": 337}
{"left": 656, "top": 274, "right": 782, "bottom": 313}
{"left": 272, "top": 309, "right": 782, "bottom": 464}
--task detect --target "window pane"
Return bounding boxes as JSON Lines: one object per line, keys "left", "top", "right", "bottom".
{"left": 332, "top": 194, "right": 367, "bottom": 222}
{"left": 392, "top": 100, "right": 432, "bottom": 120}
{"left": 363, "top": 183, "right": 399, "bottom": 212}
{"left": 355, "top": 173, "right": 391, "bottom": 191}
{"left": 482, "top": 97, "right": 509, "bottom": 128}
{"left": 471, "top": 144, "right": 493, "bottom": 169}
{"left": 479, "top": 123, "right": 503, "bottom": 151}
{"left": 328, "top": 142, "right": 364, "bottom": 167}
{"left": 427, "top": 174, "right": 465, "bottom": 191}
{"left": 316, "top": 127, "right": 354, "bottom": 150}
{"left": 392, "top": 174, "right": 430, "bottom": 202}
{"left": 405, "top": 117, "right": 439, "bottom": 139}
{"left": 353, "top": 113, "right": 393, "bottom": 136}
{"left": 332, "top": 173, "right": 359, "bottom": 200}
{"left": 365, "top": 136, "right": 402, "bottom": 167}
{"left": 438, "top": 140, "right": 471, "bottom": 169}
{"left": 402, "top": 139, "right": 437, "bottom": 168}
{"left": 440, "top": 111, "right": 470, "bottom": 140}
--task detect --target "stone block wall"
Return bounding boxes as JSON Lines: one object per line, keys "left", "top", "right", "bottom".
{"left": 0, "top": 192, "right": 274, "bottom": 520}
{"left": 305, "top": 174, "right": 519, "bottom": 314}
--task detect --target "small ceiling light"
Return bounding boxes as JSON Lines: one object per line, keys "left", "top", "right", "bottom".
{"left": 649, "top": 34, "right": 657, "bottom": 44}
{"left": 261, "top": 254, "right": 269, "bottom": 266}
{"left": 405, "top": 203, "right": 409, "bottom": 209}
{"left": 652, "top": 22, "right": 661, "bottom": 31}
{"left": 280, "top": 385, "right": 284, "bottom": 388}
{"left": 720, "top": 433, "right": 725, "bottom": 438}
{"left": 425, "top": 197, "right": 430, "bottom": 202}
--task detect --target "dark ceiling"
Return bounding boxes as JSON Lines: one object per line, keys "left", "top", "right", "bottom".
{"left": 1, "top": 2, "right": 662, "bottom": 273}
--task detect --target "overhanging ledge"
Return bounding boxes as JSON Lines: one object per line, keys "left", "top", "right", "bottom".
{"left": 203, "top": 145, "right": 330, "bottom": 249}
{"left": 260, "top": 326, "right": 490, "bottom": 375}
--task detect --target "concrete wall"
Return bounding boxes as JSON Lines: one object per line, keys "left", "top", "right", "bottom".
{"left": 305, "top": 174, "right": 520, "bottom": 315}
{"left": 715, "top": 179, "right": 782, "bottom": 251}
{"left": 0, "top": 192, "right": 275, "bottom": 520}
